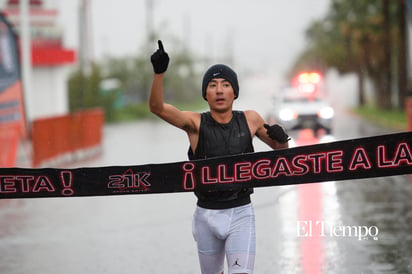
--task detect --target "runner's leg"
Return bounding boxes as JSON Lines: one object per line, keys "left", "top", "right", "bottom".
{"left": 193, "top": 206, "right": 226, "bottom": 274}
{"left": 225, "top": 204, "right": 256, "bottom": 274}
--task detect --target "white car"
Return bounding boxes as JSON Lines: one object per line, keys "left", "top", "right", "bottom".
{"left": 268, "top": 87, "right": 334, "bottom": 135}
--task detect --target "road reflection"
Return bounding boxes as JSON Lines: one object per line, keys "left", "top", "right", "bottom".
{"left": 294, "top": 129, "right": 328, "bottom": 274}
{"left": 288, "top": 127, "right": 412, "bottom": 273}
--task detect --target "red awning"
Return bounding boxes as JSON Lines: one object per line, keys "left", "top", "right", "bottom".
{"left": 31, "top": 47, "right": 76, "bottom": 66}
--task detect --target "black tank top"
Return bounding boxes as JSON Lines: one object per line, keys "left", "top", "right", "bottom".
{"left": 188, "top": 111, "right": 254, "bottom": 209}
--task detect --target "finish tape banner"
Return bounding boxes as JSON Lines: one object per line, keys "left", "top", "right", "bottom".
{"left": 0, "top": 132, "right": 411, "bottom": 199}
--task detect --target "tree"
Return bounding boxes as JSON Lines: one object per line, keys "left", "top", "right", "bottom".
{"left": 101, "top": 42, "right": 200, "bottom": 105}
{"left": 68, "top": 64, "right": 102, "bottom": 111}
{"left": 397, "top": 0, "right": 408, "bottom": 110}
{"left": 68, "top": 39, "right": 201, "bottom": 123}
{"left": 290, "top": 0, "right": 406, "bottom": 110}
{"left": 381, "top": 0, "right": 392, "bottom": 109}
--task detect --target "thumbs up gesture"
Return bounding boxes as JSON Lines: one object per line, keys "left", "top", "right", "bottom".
{"left": 150, "top": 40, "right": 169, "bottom": 74}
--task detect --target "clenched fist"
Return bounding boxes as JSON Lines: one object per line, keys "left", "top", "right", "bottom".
{"left": 264, "top": 124, "right": 290, "bottom": 144}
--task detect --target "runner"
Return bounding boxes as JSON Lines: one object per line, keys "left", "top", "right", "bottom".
{"left": 149, "top": 40, "right": 290, "bottom": 274}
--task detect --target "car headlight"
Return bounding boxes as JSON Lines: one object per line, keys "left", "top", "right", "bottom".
{"left": 318, "top": 106, "right": 334, "bottom": 119}
{"left": 279, "top": 108, "right": 297, "bottom": 121}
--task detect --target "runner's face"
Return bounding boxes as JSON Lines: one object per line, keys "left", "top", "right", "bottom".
{"left": 205, "top": 78, "right": 235, "bottom": 112}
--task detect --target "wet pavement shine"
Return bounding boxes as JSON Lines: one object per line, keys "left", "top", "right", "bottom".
{"left": 1, "top": 81, "right": 412, "bottom": 273}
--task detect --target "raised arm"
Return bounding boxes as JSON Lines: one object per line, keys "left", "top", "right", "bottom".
{"left": 149, "top": 40, "right": 199, "bottom": 132}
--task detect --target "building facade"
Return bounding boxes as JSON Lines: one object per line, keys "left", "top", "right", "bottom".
{"left": 1, "top": 0, "right": 76, "bottom": 121}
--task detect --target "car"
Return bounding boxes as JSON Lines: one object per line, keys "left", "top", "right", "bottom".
{"left": 268, "top": 86, "right": 334, "bottom": 135}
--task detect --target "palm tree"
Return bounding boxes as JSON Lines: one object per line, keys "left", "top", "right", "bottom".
{"left": 291, "top": 0, "right": 404, "bottom": 110}
{"left": 397, "top": 0, "right": 408, "bottom": 110}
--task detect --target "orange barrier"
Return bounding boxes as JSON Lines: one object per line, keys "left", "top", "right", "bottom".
{"left": 0, "top": 124, "right": 20, "bottom": 167}
{"left": 32, "top": 108, "right": 104, "bottom": 167}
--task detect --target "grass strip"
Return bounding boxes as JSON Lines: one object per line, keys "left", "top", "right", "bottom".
{"left": 352, "top": 105, "right": 406, "bottom": 131}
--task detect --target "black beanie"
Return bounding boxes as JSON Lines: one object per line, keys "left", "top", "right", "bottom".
{"left": 202, "top": 64, "right": 239, "bottom": 100}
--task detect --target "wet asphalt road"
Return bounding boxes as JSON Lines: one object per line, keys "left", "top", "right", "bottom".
{"left": 1, "top": 78, "right": 412, "bottom": 273}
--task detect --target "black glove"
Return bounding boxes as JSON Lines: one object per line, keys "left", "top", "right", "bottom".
{"left": 264, "top": 124, "right": 290, "bottom": 144}
{"left": 150, "top": 40, "right": 169, "bottom": 74}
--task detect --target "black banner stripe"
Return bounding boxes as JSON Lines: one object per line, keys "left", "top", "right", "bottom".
{"left": 1, "top": 132, "right": 411, "bottom": 199}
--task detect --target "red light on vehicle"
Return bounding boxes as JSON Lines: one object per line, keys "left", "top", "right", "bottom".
{"left": 309, "top": 72, "right": 321, "bottom": 83}
{"left": 295, "top": 72, "right": 322, "bottom": 95}
{"left": 297, "top": 73, "right": 309, "bottom": 84}
{"left": 297, "top": 72, "right": 321, "bottom": 84}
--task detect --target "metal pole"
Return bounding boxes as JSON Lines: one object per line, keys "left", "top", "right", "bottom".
{"left": 20, "top": 0, "right": 32, "bottom": 122}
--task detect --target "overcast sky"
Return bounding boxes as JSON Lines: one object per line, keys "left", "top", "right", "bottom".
{"left": 57, "top": 0, "right": 329, "bottom": 78}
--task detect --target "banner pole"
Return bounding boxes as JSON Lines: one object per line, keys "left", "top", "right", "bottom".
{"left": 20, "top": 0, "right": 33, "bottom": 123}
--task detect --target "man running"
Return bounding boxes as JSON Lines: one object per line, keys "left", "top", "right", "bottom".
{"left": 149, "top": 40, "right": 289, "bottom": 274}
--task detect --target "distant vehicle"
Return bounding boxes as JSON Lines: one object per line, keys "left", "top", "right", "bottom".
{"left": 268, "top": 72, "right": 334, "bottom": 135}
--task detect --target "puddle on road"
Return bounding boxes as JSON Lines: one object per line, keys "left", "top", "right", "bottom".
{"left": 335, "top": 175, "right": 412, "bottom": 273}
